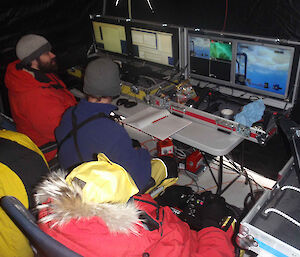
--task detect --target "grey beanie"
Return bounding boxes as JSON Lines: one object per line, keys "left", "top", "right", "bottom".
{"left": 83, "top": 58, "right": 121, "bottom": 97}
{"left": 16, "top": 34, "right": 52, "bottom": 65}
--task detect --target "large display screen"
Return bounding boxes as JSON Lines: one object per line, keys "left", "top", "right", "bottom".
{"left": 189, "top": 35, "right": 232, "bottom": 81}
{"left": 235, "top": 42, "right": 294, "bottom": 98}
{"left": 188, "top": 31, "right": 296, "bottom": 100}
{"left": 92, "top": 21, "right": 127, "bottom": 55}
{"left": 131, "top": 27, "right": 175, "bottom": 66}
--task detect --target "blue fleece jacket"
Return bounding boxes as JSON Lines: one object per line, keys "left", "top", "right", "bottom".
{"left": 55, "top": 99, "right": 151, "bottom": 191}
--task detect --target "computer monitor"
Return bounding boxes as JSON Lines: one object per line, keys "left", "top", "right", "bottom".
{"left": 189, "top": 35, "right": 232, "bottom": 82}
{"left": 188, "top": 30, "right": 298, "bottom": 101}
{"left": 129, "top": 24, "right": 179, "bottom": 68}
{"left": 92, "top": 20, "right": 128, "bottom": 55}
{"left": 235, "top": 41, "right": 294, "bottom": 99}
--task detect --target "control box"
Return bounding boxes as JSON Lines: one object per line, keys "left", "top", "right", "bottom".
{"left": 237, "top": 158, "right": 300, "bottom": 256}
{"left": 157, "top": 138, "right": 174, "bottom": 157}
{"left": 186, "top": 150, "right": 203, "bottom": 173}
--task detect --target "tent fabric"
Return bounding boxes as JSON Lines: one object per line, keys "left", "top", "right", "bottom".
{"left": 1, "top": 0, "right": 300, "bottom": 67}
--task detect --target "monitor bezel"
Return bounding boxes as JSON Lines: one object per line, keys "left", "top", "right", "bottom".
{"left": 187, "top": 30, "right": 297, "bottom": 101}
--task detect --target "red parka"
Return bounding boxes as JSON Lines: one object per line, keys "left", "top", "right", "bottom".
{"left": 5, "top": 60, "right": 77, "bottom": 161}
{"left": 35, "top": 172, "right": 235, "bottom": 257}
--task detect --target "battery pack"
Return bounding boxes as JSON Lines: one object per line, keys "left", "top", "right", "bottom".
{"left": 157, "top": 138, "right": 174, "bottom": 157}
{"left": 186, "top": 150, "right": 203, "bottom": 173}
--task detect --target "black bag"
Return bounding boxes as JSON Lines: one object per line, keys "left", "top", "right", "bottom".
{"left": 156, "top": 185, "right": 237, "bottom": 231}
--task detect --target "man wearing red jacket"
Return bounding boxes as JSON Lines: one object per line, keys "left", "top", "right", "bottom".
{"left": 35, "top": 153, "right": 235, "bottom": 257}
{"left": 5, "top": 34, "right": 77, "bottom": 162}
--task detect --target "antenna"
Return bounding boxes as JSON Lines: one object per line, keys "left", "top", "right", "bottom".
{"left": 115, "top": 0, "right": 154, "bottom": 18}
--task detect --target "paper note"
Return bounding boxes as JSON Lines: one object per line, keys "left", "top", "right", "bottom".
{"left": 123, "top": 107, "right": 192, "bottom": 140}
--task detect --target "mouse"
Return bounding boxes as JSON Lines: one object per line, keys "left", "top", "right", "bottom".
{"left": 124, "top": 101, "right": 137, "bottom": 108}
{"left": 116, "top": 98, "right": 128, "bottom": 106}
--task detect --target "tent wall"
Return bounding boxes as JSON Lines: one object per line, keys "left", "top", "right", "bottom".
{"left": 1, "top": 0, "right": 300, "bottom": 115}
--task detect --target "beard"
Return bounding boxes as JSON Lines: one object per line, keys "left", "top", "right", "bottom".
{"left": 37, "top": 57, "right": 58, "bottom": 73}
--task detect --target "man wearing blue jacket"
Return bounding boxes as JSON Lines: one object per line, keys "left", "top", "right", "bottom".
{"left": 55, "top": 58, "right": 177, "bottom": 192}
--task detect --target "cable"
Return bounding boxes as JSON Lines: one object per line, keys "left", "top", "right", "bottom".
{"left": 281, "top": 185, "right": 300, "bottom": 192}
{"left": 174, "top": 148, "right": 187, "bottom": 160}
{"left": 211, "top": 157, "right": 265, "bottom": 190}
{"left": 264, "top": 208, "right": 300, "bottom": 227}
{"left": 182, "top": 169, "right": 205, "bottom": 192}
{"left": 139, "top": 75, "right": 157, "bottom": 85}
{"left": 222, "top": 0, "right": 229, "bottom": 32}
{"left": 174, "top": 144, "right": 194, "bottom": 160}
{"left": 249, "top": 95, "right": 261, "bottom": 101}
{"left": 283, "top": 101, "right": 288, "bottom": 111}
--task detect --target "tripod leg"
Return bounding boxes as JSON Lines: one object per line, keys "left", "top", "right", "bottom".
{"left": 216, "top": 156, "right": 223, "bottom": 195}
{"left": 240, "top": 141, "right": 254, "bottom": 199}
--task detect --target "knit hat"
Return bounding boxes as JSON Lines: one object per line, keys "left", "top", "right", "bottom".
{"left": 16, "top": 34, "right": 52, "bottom": 65}
{"left": 83, "top": 58, "right": 121, "bottom": 97}
{"left": 65, "top": 153, "right": 139, "bottom": 204}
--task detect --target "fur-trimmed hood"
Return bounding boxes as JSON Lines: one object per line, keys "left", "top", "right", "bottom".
{"left": 35, "top": 171, "right": 142, "bottom": 234}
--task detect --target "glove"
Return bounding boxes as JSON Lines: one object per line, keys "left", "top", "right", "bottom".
{"left": 199, "top": 193, "right": 228, "bottom": 228}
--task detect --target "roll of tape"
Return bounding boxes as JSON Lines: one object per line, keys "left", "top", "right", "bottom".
{"left": 221, "top": 108, "right": 234, "bottom": 120}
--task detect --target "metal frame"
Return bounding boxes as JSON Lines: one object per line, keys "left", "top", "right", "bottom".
{"left": 183, "top": 27, "right": 300, "bottom": 108}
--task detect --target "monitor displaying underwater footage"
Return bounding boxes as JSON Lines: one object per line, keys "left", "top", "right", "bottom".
{"left": 130, "top": 27, "right": 176, "bottom": 67}
{"left": 188, "top": 30, "right": 297, "bottom": 100}
{"left": 189, "top": 35, "right": 232, "bottom": 81}
{"left": 235, "top": 42, "right": 294, "bottom": 99}
{"left": 92, "top": 21, "right": 128, "bottom": 55}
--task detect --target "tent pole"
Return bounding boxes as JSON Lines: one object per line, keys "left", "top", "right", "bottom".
{"left": 102, "top": 0, "right": 107, "bottom": 15}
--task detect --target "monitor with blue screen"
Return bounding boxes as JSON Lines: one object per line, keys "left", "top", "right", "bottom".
{"left": 235, "top": 42, "right": 294, "bottom": 99}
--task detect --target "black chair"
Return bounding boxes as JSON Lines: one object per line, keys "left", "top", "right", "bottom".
{"left": 0, "top": 196, "right": 82, "bottom": 257}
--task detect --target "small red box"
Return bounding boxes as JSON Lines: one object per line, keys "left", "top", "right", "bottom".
{"left": 157, "top": 138, "right": 174, "bottom": 157}
{"left": 186, "top": 150, "right": 203, "bottom": 173}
